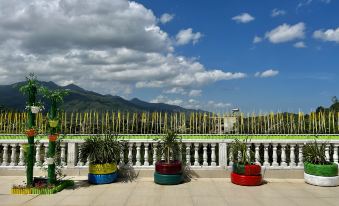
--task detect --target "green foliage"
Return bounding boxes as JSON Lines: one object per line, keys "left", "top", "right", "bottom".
{"left": 80, "top": 133, "right": 123, "bottom": 164}
{"left": 19, "top": 73, "right": 40, "bottom": 106}
{"left": 156, "top": 130, "right": 182, "bottom": 163}
{"left": 229, "top": 138, "right": 253, "bottom": 164}
{"left": 303, "top": 140, "right": 328, "bottom": 164}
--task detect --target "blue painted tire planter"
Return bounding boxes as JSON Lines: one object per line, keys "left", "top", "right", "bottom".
{"left": 154, "top": 172, "right": 183, "bottom": 185}
{"left": 88, "top": 172, "right": 118, "bottom": 184}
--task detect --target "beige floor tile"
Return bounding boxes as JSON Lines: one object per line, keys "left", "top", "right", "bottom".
{"left": 192, "top": 196, "right": 228, "bottom": 206}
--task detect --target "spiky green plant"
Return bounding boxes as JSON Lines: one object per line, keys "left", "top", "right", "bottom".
{"left": 229, "top": 138, "right": 252, "bottom": 164}
{"left": 303, "top": 140, "right": 327, "bottom": 164}
{"left": 156, "top": 130, "right": 182, "bottom": 163}
{"left": 80, "top": 133, "right": 123, "bottom": 165}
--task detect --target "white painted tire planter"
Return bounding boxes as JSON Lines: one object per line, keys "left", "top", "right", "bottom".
{"left": 30, "top": 106, "right": 40, "bottom": 114}
{"left": 304, "top": 172, "right": 339, "bottom": 187}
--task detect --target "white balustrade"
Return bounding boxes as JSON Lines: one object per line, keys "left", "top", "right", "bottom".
{"left": 1, "top": 137, "right": 339, "bottom": 172}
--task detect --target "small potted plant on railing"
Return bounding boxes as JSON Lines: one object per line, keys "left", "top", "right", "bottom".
{"left": 154, "top": 130, "right": 183, "bottom": 185}
{"left": 80, "top": 133, "right": 122, "bottom": 184}
{"left": 25, "top": 128, "right": 37, "bottom": 138}
{"left": 303, "top": 140, "right": 338, "bottom": 187}
{"left": 230, "top": 139, "right": 262, "bottom": 186}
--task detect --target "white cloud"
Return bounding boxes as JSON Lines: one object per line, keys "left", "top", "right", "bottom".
{"left": 163, "top": 87, "right": 186, "bottom": 95}
{"left": 255, "top": 69, "right": 279, "bottom": 78}
{"left": 320, "top": 0, "right": 331, "bottom": 4}
{"left": 265, "top": 23, "right": 305, "bottom": 44}
{"left": 253, "top": 36, "right": 262, "bottom": 44}
{"left": 294, "top": 41, "right": 307, "bottom": 48}
{"left": 232, "top": 13, "right": 255, "bottom": 23}
{"left": 160, "top": 13, "right": 174, "bottom": 24}
{"left": 271, "top": 9, "right": 286, "bottom": 17}
{"left": 150, "top": 95, "right": 184, "bottom": 106}
{"left": 0, "top": 0, "right": 247, "bottom": 96}
{"left": 207, "top": 101, "right": 232, "bottom": 108}
{"left": 188, "top": 90, "right": 202, "bottom": 97}
{"left": 176, "top": 28, "right": 202, "bottom": 45}
{"left": 313, "top": 28, "right": 339, "bottom": 43}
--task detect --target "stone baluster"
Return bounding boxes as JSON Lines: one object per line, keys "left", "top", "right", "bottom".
{"left": 281, "top": 144, "right": 287, "bottom": 167}
{"left": 10, "top": 144, "right": 17, "bottom": 166}
{"left": 298, "top": 144, "right": 304, "bottom": 167}
{"left": 60, "top": 144, "right": 66, "bottom": 166}
{"left": 194, "top": 143, "right": 199, "bottom": 166}
{"left": 178, "top": 144, "right": 182, "bottom": 162}
{"left": 333, "top": 145, "right": 338, "bottom": 164}
{"left": 246, "top": 144, "right": 251, "bottom": 162}
{"left": 128, "top": 143, "right": 133, "bottom": 166}
{"left": 290, "top": 145, "right": 296, "bottom": 167}
{"left": 255, "top": 144, "right": 260, "bottom": 165}
{"left": 43, "top": 143, "right": 49, "bottom": 165}
{"left": 325, "top": 145, "right": 330, "bottom": 162}
{"left": 211, "top": 143, "right": 216, "bottom": 166}
{"left": 77, "top": 146, "right": 84, "bottom": 166}
{"left": 203, "top": 144, "right": 208, "bottom": 166}
{"left": 136, "top": 143, "right": 141, "bottom": 166}
{"left": 119, "top": 144, "right": 125, "bottom": 167}
{"left": 1, "top": 144, "right": 9, "bottom": 166}
{"left": 272, "top": 144, "right": 278, "bottom": 167}
{"left": 153, "top": 143, "right": 157, "bottom": 165}
{"left": 186, "top": 144, "right": 191, "bottom": 166}
{"left": 35, "top": 143, "right": 41, "bottom": 167}
{"left": 18, "top": 144, "right": 25, "bottom": 166}
{"left": 85, "top": 156, "right": 90, "bottom": 166}
{"left": 144, "top": 143, "right": 149, "bottom": 166}
{"left": 263, "top": 144, "right": 270, "bottom": 167}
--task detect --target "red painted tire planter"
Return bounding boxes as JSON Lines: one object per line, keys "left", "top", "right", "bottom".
{"left": 233, "top": 163, "right": 261, "bottom": 176}
{"left": 155, "top": 160, "right": 182, "bottom": 175}
{"left": 231, "top": 172, "right": 262, "bottom": 186}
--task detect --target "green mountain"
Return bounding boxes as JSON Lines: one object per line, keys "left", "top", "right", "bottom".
{"left": 0, "top": 81, "right": 197, "bottom": 113}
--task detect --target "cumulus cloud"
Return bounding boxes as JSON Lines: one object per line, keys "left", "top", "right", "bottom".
{"left": 160, "top": 13, "right": 174, "bottom": 24}
{"left": 313, "top": 28, "right": 339, "bottom": 43}
{"left": 271, "top": 9, "right": 286, "bottom": 17}
{"left": 176, "top": 28, "right": 202, "bottom": 45}
{"left": 232, "top": 13, "right": 255, "bottom": 23}
{"left": 0, "top": 0, "right": 247, "bottom": 95}
{"left": 253, "top": 36, "right": 262, "bottom": 44}
{"left": 294, "top": 41, "right": 307, "bottom": 48}
{"left": 265, "top": 23, "right": 305, "bottom": 43}
{"left": 188, "top": 90, "right": 202, "bottom": 97}
{"left": 150, "top": 95, "right": 184, "bottom": 106}
{"left": 255, "top": 69, "right": 279, "bottom": 78}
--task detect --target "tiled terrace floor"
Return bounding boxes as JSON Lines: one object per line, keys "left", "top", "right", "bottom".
{"left": 1, "top": 176, "right": 339, "bottom": 206}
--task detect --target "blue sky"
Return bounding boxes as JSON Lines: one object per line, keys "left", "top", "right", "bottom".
{"left": 133, "top": 0, "right": 339, "bottom": 112}
{"left": 0, "top": 0, "right": 338, "bottom": 113}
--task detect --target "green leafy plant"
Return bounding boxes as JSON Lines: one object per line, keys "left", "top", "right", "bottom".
{"left": 229, "top": 138, "right": 253, "bottom": 164}
{"left": 80, "top": 133, "right": 123, "bottom": 165}
{"left": 303, "top": 140, "right": 328, "bottom": 165}
{"left": 156, "top": 130, "right": 182, "bottom": 163}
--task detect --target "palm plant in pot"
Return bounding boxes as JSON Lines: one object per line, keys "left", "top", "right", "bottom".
{"left": 154, "top": 130, "right": 183, "bottom": 185}
{"left": 80, "top": 133, "right": 122, "bottom": 184}
{"left": 303, "top": 140, "right": 338, "bottom": 186}
{"left": 230, "top": 139, "right": 262, "bottom": 186}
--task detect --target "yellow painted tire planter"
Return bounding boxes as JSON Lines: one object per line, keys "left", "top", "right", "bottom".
{"left": 48, "top": 120, "right": 59, "bottom": 128}
{"left": 89, "top": 163, "right": 117, "bottom": 175}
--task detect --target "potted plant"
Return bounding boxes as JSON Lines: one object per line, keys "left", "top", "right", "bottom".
{"left": 154, "top": 130, "right": 183, "bottom": 185}
{"left": 303, "top": 140, "right": 338, "bottom": 186}
{"left": 230, "top": 139, "right": 262, "bottom": 186}
{"left": 25, "top": 128, "right": 37, "bottom": 138}
{"left": 80, "top": 133, "right": 122, "bottom": 184}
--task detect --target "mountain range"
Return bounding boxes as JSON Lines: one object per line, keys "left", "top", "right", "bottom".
{"left": 0, "top": 81, "right": 197, "bottom": 113}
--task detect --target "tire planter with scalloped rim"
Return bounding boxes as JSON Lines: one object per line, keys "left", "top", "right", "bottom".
{"left": 232, "top": 163, "right": 261, "bottom": 176}
{"left": 231, "top": 172, "right": 262, "bottom": 186}
{"left": 304, "top": 172, "right": 339, "bottom": 187}
{"left": 155, "top": 160, "right": 182, "bottom": 175}
{"left": 304, "top": 162, "right": 338, "bottom": 177}
{"left": 88, "top": 172, "right": 118, "bottom": 184}
{"left": 154, "top": 172, "right": 183, "bottom": 185}
{"left": 89, "top": 163, "right": 117, "bottom": 175}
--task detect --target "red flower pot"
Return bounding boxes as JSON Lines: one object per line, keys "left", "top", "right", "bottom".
{"left": 155, "top": 160, "right": 182, "bottom": 175}
{"left": 48, "top": 134, "right": 59, "bottom": 142}
{"left": 25, "top": 129, "right": 36, "bottom": 137}
{"left": 233, "top": 163, "right": 261, "bottom": 176}
{"left": 231, "top": 172, "right": 262, "bottom": 186}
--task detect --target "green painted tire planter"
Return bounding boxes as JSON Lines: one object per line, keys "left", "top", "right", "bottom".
{"left": 304, "top": 162, "right": 338, "bottom": 177}
{"left": 89, "top": 163, "right": 117, "bottom": 175}
{"left": 154, "top": 172, "right": 183, "bottom": 185}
